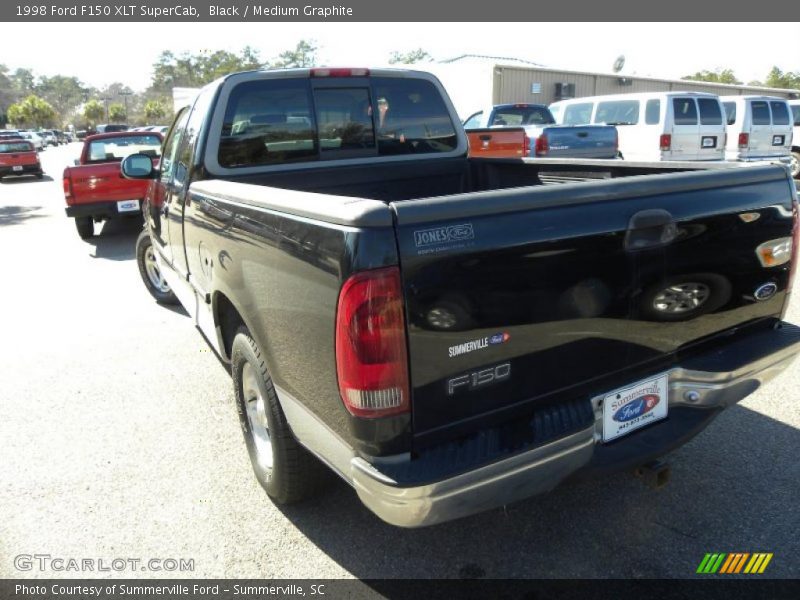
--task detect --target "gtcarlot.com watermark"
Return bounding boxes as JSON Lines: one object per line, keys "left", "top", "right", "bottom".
{"left": 14, "top": 554, "right": 195, "bottom": 573}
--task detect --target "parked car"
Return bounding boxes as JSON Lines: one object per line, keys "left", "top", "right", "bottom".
{"left": 94, "top": 124, "right": 130, "bottom": 133}
{"left": 62, "top": 131, "right": 163, "bottom": 239}
{"left": 123, "top": 67, "right": 799, "bottom": 528}
{"left": 75, "top": 130, "right": 88, "bottom": 140}
{"left": 0, "top": 139, "right": 43, "bottom": 180}
{"left": 720, "top": 96, "right": 793, "bottom": 165}
{"left": 549, "top": 92, "right": 727, "bottom": 162}
{"left": 789, "top": 99, "right": 800, "bottom": 179}
{"left": 18, "top": 131, "right": 44, "bottom": 151}
{"left": 38, "top": 130, "right": 57, "bottom": 146}
{"left": 463, "top": 104, "right": 618, "bottom": 159}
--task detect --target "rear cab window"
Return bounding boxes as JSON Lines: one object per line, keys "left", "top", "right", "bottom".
{"left": 0, "top": 141, "right": 34, "bottom": 153}
{"left": 86, "top": 134, "right": 162, "bottom": 163}
{"left": 594, "top": 100, "right": 639, "bottom": 125}
{"left": 672, "top": 98, "right": 698, "bottom": 125}
{"left": 489, "top": 106, "right": 554, "bottom": 126}
{"left": 217, "top": 74, "right": 459, "bottom": 168}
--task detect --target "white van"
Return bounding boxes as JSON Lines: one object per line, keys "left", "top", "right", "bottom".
{"left": 720, "top": 96, "right": 793, "bottom": 165}
{"left": 788, "top": 99, "right": 800, "bottom": 178}
{"left": 549, "top": 92, "right": 726, "bottom": 161}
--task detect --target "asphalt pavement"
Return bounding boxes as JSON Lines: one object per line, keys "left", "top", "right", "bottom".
{"left": 0, "top": 144, "right": 798, "bottom": 581}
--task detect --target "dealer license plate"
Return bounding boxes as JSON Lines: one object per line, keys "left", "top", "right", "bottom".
{"left": 602, "top": 373, "right": 669, "bottom": 442}
{"left": 12, "top": 165, "right": 23, "bottom": 171}
{"left": 117, "top": 199, "right": 140, "bottom": 213}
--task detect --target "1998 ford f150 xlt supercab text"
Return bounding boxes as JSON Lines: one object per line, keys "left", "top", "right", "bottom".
{"left": 122, "top": 68, "right": 800, "bottom": 527}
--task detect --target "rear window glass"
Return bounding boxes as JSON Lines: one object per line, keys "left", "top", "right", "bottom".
{"left": 792, "top": 105, "right": 800, "bottom": 126}
{"left": 489, "top": 106, "right": 554, "bottom": 126}
{"left": 750, "top": 101, "right": 770, "bottom": 125}
{"left": 463, "top": 112, "right": 483, "bottom": 129}
{"left": 218, "top": 76, "right": 457, "bottom": 167}
{"left": 672, "top": 98, "right": 697, "bottom": 125}
{"left": 87, "top": 135, "right": 161, "bottom": 162}
{"left": 770, "top": 101, "right": 790, "bottom": 125}
{"left": 594, "top": 100, "right": 639, "bottom": 125}
{"left": 0, "top": 141, "right": 33, "bottom": 153}
{"left": 698, "top": 98, "right": 723, "bottom": 125}
{"left": 723, "top": 102, "right": 736, "bottom": 125}
{"left": 645, "top": 99, "right": 660, "bottom": 125}
{"left": 563, "top": 103, "right": 593, "bottom": 125}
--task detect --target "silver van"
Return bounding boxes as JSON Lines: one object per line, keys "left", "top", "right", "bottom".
{"left": 549, "top": 92, "right": 726, "bottom": 162}
{"left": 788, "top": 100, "right": 799, "bottom": 178}
{"left": 721, "top": 96, "right": 793, "bottom": 165}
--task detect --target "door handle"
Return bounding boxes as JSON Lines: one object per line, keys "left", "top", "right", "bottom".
{"left": 625, "top": 209, "right": 677, "bottom": 251}
{"left": 479, "top": 135, "right": 492, "bottom": 141}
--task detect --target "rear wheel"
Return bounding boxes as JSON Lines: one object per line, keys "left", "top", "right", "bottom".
{"left": 74, "top": 217, "right": 93, "bottom": 239}
{"left": 231, "top": 326, "right": 329, "bottom": 504}
{"left": 135, "top": 229, "right": 178, "bottom": 305}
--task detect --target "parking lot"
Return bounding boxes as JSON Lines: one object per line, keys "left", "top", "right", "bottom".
{"left": 0, "top": 143, "right": 799, "bottom": 580}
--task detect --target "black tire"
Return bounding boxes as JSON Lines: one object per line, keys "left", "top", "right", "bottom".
{"left": 639, "top": 273, "right": 731, "bottom": 322}
{"left": 136, "top": 230, "right": 179, "bottom": 305}
{"left": 35, "top": 173, "right": 44, "bottom": 180}
{"left": 75, "top": 216, "right": 93, "bottom": 239}
{"left": 231, "top": 326, "right": 329, "bottom": 504}
{"left": 791, "top": 150, "right": 800, "bottom": 180}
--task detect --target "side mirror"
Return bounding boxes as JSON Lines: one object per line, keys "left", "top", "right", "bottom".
{"left": 73, "top": 159, "right": 80, "bottom": 166}
{"left": 121, "top": 153, "right": 156, "bottom": 179}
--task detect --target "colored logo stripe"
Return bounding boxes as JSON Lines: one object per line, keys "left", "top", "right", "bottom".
{"left": 697, "top": 553, "right": 773, "bottom": 574}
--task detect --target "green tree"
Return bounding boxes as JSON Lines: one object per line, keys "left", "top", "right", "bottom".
{"left": 83, "top": 99, "right": 105, "bottom": 126}
{"left": 143, "top": 99, "right": 168, "bottom": 123}
{"left": 764, "top": 66, "right": 800, "bottom": 90}
{"left": 10, "top": 68, "right": 35, "bottom": 94}
{"left": 0, "top": 64, "right": 15, "bottom": 126}
{"left": 7, "top": 94, "right": 57, "bottom": 127}
{"left": 108, "top": 103, "right": 126, "bottom": 122}
{"left": 150, "top": 47, "right": 264, "bottom": 93}
{"left": 389, "top": 48, "right": 433, "bottom": 64}
{"left": 36, "top": 75, "right": 90, "bottom": 122}
{"left": 682, "top": 68, "right": 741, "bottom": 85}
{"left": 272, "top": 40, "right": 317, "bottom": 68}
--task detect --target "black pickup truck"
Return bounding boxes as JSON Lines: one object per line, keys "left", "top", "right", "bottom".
{"left": 123, "top": 68, "right": 800, "bottom": 528}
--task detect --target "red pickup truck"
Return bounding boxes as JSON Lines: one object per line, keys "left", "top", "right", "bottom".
{"left": 0, "top": 139, "right": 43, "bottom": 180}
{"left": 63, "top": 131, "right": 162, "bottom": 239}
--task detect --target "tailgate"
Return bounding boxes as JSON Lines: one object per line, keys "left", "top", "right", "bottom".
{"left": 0, "top": 152, "right": 38, "bottom": 167}
{"left": 66, "top": 162, "right": 150, "bottom": 205}
{"left": 541, "top": 125, "right": 618, "bottom": 159}
{"left": 391, "top": 165, "right": 796, "bottom": 445}
{"left": 466, "top": 128, "right": 527, "bottom": 158}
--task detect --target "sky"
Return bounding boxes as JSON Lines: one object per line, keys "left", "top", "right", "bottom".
{"left": 0, "top": 22, "right": 798, "bottom": 91}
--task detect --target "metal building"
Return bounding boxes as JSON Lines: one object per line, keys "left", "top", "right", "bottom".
{"left": 425, "top": 55, "right": 800, "bottom": 120}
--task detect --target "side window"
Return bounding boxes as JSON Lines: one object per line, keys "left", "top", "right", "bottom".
{"left": 792, "top": 105, "right": 800, "bottom": 126}
{"left": 594, "top": 101, "right": 639, "bottom": 125}
{"left": 723, "top": 102, "right": 736, "bottom": 125}
{"left": 770, "top": 101, "right": 790, "bottom": 125}
{"left": 645, "top": 99, "right": 660, "bottom": 125}
{"left": 463, "top": 112, "right": 483, "bottom": 129}
{"left": 563, "top": 103, "right": 593, "bottom": 125}
{"left": 751, "top": 101, "right": 770, "bottom": 125}
{"left": 160, "top": 107, "right": 190, "bottom": 184}
{"left": 697, "top": 98, "right": 723, "bottom": 125}
{"left": 672, "top": 98, "right": 698, "bottom": 125}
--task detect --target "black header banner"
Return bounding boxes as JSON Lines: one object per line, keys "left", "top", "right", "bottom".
{"left": 2, "top": 0, "right": 799, "bottom": 21}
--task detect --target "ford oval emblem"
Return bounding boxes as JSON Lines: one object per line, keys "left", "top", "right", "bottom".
{"left": 612, "top": 394, "right": 660, "bottom": 423}
{"left": 754, "top": 283, "right": 778, "bottom": 301}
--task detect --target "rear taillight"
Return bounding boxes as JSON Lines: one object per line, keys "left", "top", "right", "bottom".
{"left": 659, "top": 134, "right": 671, "bottom": 151}
{"left": 62, "top": 170, "right": 72, "bottom": 202}
{"left": 534, "top": 134, "right": 548, "bottom": 156}
{"left": 311, "top": 67, "right": 369, "bottom": 77}
{"left": 335, "top": 267, "right": 410, "bottom": 418}
{"left": 738, "top": 132, "right": 749, "bottom": 149}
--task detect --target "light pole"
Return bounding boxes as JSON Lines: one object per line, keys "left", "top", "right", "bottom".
{"left": 101, "top": 97, "right": 112, "bottom": 122}
{"left": 119, "top": 90, "right": 132, "bottom": 122}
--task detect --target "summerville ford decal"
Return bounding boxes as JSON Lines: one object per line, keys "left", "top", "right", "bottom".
{"left": 448, "top": 332, "right": 510, "bottom": 358}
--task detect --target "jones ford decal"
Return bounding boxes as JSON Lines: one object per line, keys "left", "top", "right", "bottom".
{"left": 448, "top": 332, "right": 510, "bottom": 358}
{"left": 413, "top": 223, "right": 475, "bottom": 254}
{"left": 602, "top": 374, "right": 668, "bottom": 442}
